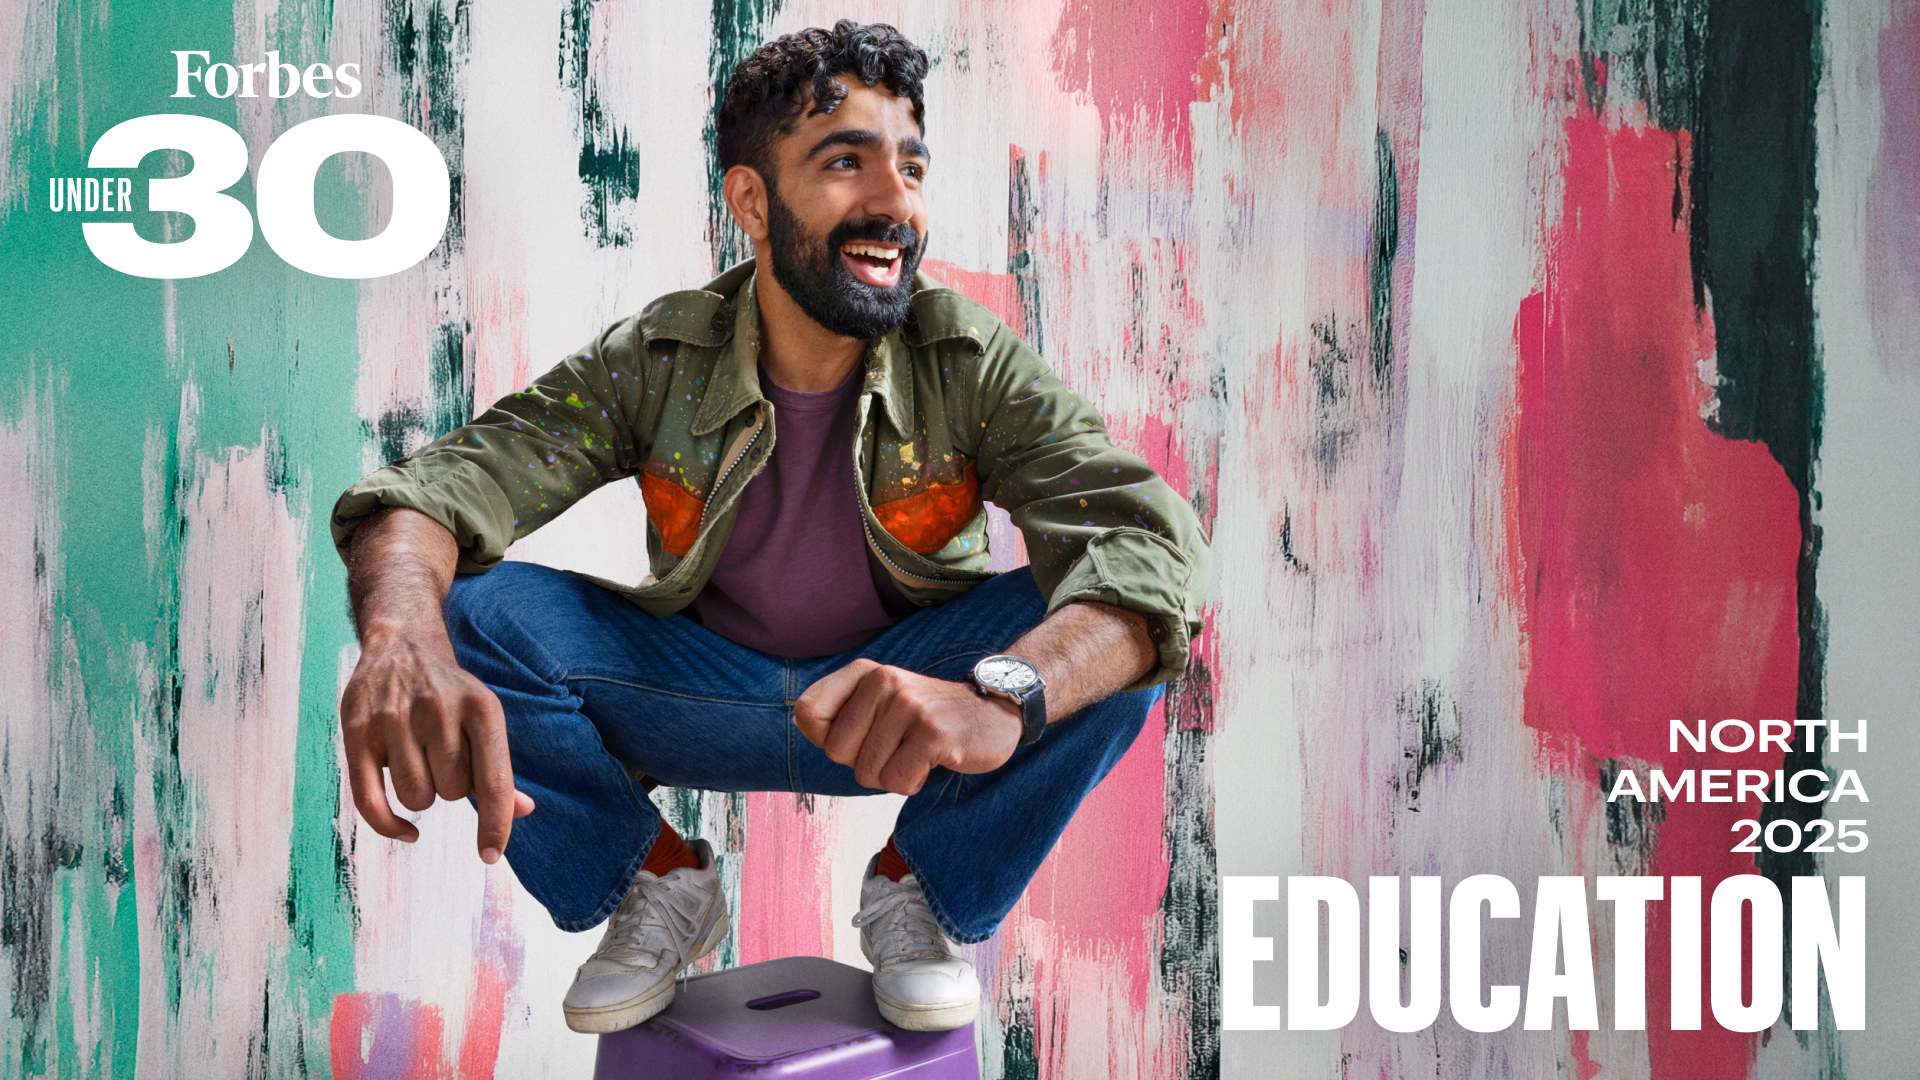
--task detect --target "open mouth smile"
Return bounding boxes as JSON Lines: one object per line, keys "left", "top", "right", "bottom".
{"left": 841, "top": 241, "right": 906, "bottom": 288}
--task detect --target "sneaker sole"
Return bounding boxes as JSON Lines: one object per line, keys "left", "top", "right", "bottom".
{"left": 562, "top": 892, "right": 731, "bottom": 1035}
{"left": 872, "top": 984, "right": 980, "bottom": 1032}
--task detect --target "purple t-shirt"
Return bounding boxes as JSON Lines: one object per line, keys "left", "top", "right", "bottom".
{"left": 688, "top": 362, "right": 916, "bottom": 657}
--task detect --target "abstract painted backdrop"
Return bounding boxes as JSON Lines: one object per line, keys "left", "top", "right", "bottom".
{"left": 2, "top": 1, "right": 1916, "bottom": 1078}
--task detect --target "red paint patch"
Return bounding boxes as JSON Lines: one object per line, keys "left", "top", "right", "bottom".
{"left": 871, "top": 461, "right": 980, "bottom": 555}
{"left": 640, "top": 469, "right": 704, "bottom": 557}
{"left": 1515, "top": 116, "right": 1799, "bottom": 1075}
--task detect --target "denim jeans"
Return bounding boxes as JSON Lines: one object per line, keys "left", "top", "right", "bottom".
{"left": 442, "top": 561, "right": 1161, "bottom": 942}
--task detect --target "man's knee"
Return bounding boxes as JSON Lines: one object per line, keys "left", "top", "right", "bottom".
{"left": 1076, "top": 683, "right": 1161, "bottom": 756}
{"left": 441, "top": 562, "right": 560, "bottom": 660}
{"left": 442, "top": 566, "right": 508, "bottom": 638}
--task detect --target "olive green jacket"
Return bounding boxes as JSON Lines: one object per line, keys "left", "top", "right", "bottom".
{"left": 331, "top": 262, "right": 1210, "bottom": 688}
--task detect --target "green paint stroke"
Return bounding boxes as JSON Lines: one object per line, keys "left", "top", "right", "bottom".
{"left": 659, "top": 788, "right": 748, "bottom": 970}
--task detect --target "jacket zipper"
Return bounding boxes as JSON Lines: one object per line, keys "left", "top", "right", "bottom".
{"left": 695, "top": 409, "right": 766, "bottom": 535}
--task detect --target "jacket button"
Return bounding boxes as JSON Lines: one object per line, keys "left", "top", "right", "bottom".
{"left": 710, "top": 311, "right": 730, "bottom": 332}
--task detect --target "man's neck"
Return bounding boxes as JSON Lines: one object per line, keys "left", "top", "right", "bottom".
{"left": 753, "top": 263, "right": 867, "bottom": 392}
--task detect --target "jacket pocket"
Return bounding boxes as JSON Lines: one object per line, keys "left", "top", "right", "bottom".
{"left": 871, "top": 460, "right": 980, "bottom": 555}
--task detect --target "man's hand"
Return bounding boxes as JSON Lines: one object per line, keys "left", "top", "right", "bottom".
{"left": 341, "top": 506, "right": 533, "bottom": 863}
{"left": 338, "top": 633, "right": 534, "bottom": 860}
{"left": 793, "top": 600, "right": 1161, "bottom": 796}
{"left": 793, "top": 660, "right": 1023, "bottom": 795}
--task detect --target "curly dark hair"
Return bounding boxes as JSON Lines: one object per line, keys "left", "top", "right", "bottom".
{"left": 716, "top": 20, "right": 929, "bottom": 178}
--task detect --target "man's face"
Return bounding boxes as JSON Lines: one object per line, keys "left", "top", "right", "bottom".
{"left": 761, "top": 83, "right": 931, "bottom": 341}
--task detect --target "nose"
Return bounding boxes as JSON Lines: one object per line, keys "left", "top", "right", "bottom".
{"left": 862, "top": 159, "right": 916, "bottom": 226}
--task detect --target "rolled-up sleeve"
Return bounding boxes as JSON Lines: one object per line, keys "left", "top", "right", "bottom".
{"left": 330, "top": 452, "right": 520, "bottom": 574}
{"left": 330, "top": 317, "right": 650, "bottom": 572}
{"left": 962, "top": 328, "right": 1213, "bottom": 689}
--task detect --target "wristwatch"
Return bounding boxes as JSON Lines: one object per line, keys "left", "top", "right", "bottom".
{"left": 970, "top": 654, "right": 1048, "bottom": 746}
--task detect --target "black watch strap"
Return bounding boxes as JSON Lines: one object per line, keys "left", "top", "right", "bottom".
{"left": 1011, "top": 681, "right": 1047, "bottom": 746}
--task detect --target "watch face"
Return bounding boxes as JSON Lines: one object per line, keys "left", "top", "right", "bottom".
{"left": 976, "top": 656, "right": 1038, "bottom": 692}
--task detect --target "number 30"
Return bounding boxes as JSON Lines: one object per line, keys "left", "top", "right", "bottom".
{"left": 82, "top": 113, "right": 450, "bottom": 279}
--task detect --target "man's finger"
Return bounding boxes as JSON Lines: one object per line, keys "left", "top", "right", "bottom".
{"left": 464, "top": 690, "right": 517, "bottom": 865}
{"left": 420, "top": 695, "right": 474, "bottom": 804}
{"left": 823, "top": 665, "right": 893, "bottom": 768}
{"left": 852, "top": 681, "right": 912, "bottom": 789}
{"left": 793, "top": 659, "right": 878, "bottom": 749}
{"left": 875, "top": 730, "right": 942, "bottom": 796}
{"left": 383, "top": 726, "right": 437, "bottom": 813}
{"left": 346, "top": 747, "right": 418, "bottom": 842}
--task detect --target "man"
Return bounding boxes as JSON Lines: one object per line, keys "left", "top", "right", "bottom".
{"left": 331, "top": 21, "right": 1209, "bottom": 1035}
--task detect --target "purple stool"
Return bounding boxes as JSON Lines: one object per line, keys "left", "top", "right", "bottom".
{"left": 592, "top": 956, "right": 980, "bottom": 1079}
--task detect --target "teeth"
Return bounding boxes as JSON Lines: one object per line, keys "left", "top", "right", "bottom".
{"left": 843, "top": 243, "right": 899, "bottom": 261}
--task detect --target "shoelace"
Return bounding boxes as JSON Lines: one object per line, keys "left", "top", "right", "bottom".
{"left": 853, "top": 881, "right": 952, "bottom": 965}
{"left": 598, "top": 873, "right": 702, "bottom": 971}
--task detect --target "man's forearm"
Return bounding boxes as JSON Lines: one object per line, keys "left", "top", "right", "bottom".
{"left": 346, "top": 506, "right": 461, "bottom": 646}
{"left": 1005, "top": 601, "right": 1159, "bottom": 721}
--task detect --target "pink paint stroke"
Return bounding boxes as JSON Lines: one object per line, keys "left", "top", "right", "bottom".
{"left": 736, "top": 793, "right": 836, "bottom": 964}
{"left": 1515, "top": 114, "right": 1800, "bottom": 1080}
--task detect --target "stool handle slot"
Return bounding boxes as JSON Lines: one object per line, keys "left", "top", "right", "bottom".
{"left": 743, "top": 989, "right": 822, "bottom": 1011}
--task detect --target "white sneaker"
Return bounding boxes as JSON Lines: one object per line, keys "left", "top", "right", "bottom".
{"left": 854, "top": 855, "right": 981, "bottom": 1031}
{"left": 562, "top": 838, "right": 729, "bottom": 1034}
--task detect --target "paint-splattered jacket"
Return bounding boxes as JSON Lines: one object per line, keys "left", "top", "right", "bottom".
{"left": 331, "top": 262, "right": 1210, "bottom": 688}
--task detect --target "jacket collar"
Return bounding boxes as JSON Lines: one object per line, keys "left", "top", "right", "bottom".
{"left": 692, "top": 267, "right": 764, "bottom": 435}
{"left": 690, "top": 260, "right": 938, "bottom": 436}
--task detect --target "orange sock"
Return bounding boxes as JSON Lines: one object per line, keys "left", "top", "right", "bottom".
{"left": 875, "top": 835, "right": 911, "bottom": 882}
{"left": 641, "top": 820, "right": 699, "bottom": 877}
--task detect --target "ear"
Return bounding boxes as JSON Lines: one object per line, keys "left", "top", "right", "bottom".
{"left": 722, "top": 165, "right": 771, "bottom": 243}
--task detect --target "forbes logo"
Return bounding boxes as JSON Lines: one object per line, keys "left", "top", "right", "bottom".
{"left": 172, "top": 50, "right": 362, "bottom": 99}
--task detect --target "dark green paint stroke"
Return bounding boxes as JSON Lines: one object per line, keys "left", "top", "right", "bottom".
{"left": 1598, "top": 759, "right": 1666, "bottom": 875}
{"left": 1581, "top": 0, "right": 1836, "bottom": 1066}
{"left": 1161, "top": 664, "right": 1219, "bottom": 1080}
{"left": 1578, "top": 0, "right": 1708, "bottom": 130}
{"left": 1689, "top": 3, "right": 1834, "bottom": 1063}
{"left": 1368, "top": 127, "right": 1399, "bottom": 391}
{"left": 377, "top": 0, "right": 474, "bottom": 452}
{"left": 1008, "top": 147, "right": 1046, "bottom": 358}
{"left": 998, "top": 991, "right": 1040, "bottom": 1080}
{"left": 704, "top": 0, "right": 784, "bottom": 272}
{"left": 658, "top": 787, "right": 747, "bottom": 970}
{"left": 560, "top": 0, "right": 642, "bottom": 247}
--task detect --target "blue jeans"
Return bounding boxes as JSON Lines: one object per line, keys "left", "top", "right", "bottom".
{"left": 443, "top": 562, "right": 1160, "bottom": 942}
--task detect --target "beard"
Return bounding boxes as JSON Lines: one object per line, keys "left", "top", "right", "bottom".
{"left": 765, "top": 186, "right": 925, "bottom": 341}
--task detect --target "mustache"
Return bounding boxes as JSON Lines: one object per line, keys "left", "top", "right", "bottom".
{"left": 825, "top": 215, "right": 921, "bottom": 254}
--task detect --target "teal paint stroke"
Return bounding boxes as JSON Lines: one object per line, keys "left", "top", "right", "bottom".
{"left": 0, "top": 1, "right": 401, "bottom": 1075}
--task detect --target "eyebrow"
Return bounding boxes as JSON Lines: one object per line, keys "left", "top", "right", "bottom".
{"left": 804, "top": 129, "right": 932, "bottom": 163}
